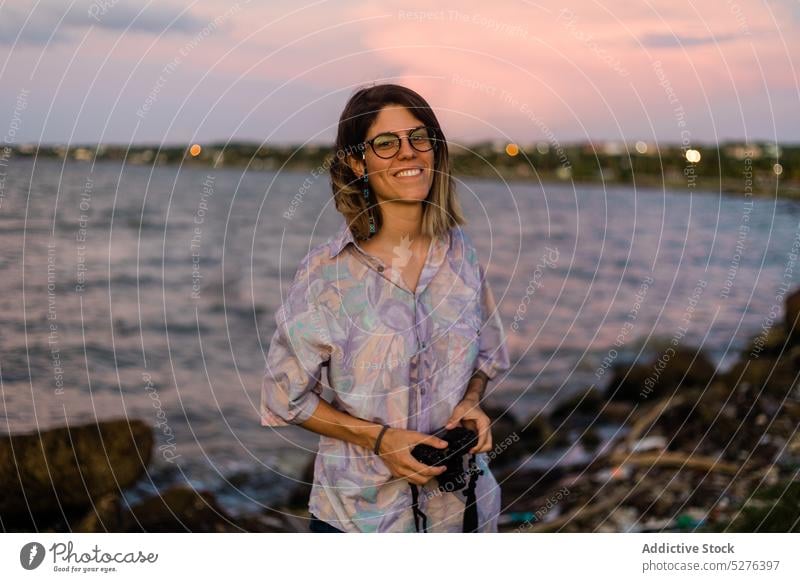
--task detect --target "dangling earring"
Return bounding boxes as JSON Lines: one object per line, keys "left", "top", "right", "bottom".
{"left": 362, "top": 151, "right": 376, "bottom": 235}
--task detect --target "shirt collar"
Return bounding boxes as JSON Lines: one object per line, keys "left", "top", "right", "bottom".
{"left": 329, "top": 219, "right": 358, "bottom": 259}
{"left": 328, "top": 219, "right": 452, "bottom": 266}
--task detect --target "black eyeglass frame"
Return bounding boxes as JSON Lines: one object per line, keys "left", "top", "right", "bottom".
{"left": 358, "top": 126, "right": 439, "bottom": 159}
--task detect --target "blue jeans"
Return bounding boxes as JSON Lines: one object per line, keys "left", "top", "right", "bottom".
{"left": 309, "top": 513, "right": 344, "bottom": 533}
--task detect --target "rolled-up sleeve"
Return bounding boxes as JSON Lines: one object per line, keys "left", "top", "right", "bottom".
{"left": 260, "top": 275, "right": 333, "bottom": 427}
{"left": 474, "top": 261, "right": 510, "bottom": 382}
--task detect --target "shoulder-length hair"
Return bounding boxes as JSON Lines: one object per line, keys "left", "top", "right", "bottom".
{"left": 329, "top": 83, "right": 466, "bottom": 241}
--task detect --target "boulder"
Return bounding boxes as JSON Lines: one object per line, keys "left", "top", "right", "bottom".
{"left": 605, "top": 347, "right": 716, "bottom": 403}
{"left": 724, "top": 345, "right": 800, "bottom": 398}
{"left": 71, "top": 493, "right": 122, "bottom": 532}
{"left": 785, "top": 288, "right": 800, "bottom": 341}
{"left": 550, "top": 387, "right": 604, "bottom": 425}
{"left": 287, "top": 455, "right": 316, "bottom": 509}
{"left": 742, "top": 323, "right": 789, "bottom": 359}
{"left": 482, "top": 404, "right": 520, "bottom": 448}
{"left": 121, "top": 485, "right": 244, "bottom": 532}
{"left": 724, "top": 479, "right": 800, "bottom": 532}
{"left": 517, "top": 414, "right": 558, "bottom": 453}
{"left": 0, "top": 419, "right": 153, "bottom": 520}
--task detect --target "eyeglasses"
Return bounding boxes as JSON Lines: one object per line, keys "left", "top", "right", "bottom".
{"left": 360, "top": 126, "right": 437, "bottom": 159}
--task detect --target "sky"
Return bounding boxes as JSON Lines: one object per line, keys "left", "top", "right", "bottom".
{"left": 1, "top": 0, "right": 799, "bottom": 147}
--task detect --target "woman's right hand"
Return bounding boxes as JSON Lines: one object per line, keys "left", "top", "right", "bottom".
{"left": 376, "top": 427, "right": 448, "bottom": 486}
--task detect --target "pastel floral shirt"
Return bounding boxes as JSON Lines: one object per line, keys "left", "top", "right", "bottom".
{"left": 259, "top": 218, "right": 511, "bottom": 532}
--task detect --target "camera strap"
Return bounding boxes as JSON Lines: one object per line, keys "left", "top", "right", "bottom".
{"left": 462, "top": 453, "right": 483, "bottom": 533}
{"left": 409, "top": 483, "right": 428, "bottom": 532}
{"left": 409, "top": 453, "right": 484, "bottom": 532}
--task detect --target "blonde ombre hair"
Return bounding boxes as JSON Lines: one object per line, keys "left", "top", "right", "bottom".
{"left": 329, "top": 84, "right": 466, "bottom": 241}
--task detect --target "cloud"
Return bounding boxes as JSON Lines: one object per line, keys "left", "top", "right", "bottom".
{"left": 639, "top": 31, "right": 751, "bottom": 48}
{"left": 768, "top": 0, "right": 800, "bottom": 23}
{"left": 0, "top": 1, "right": 211, "bottom": 46}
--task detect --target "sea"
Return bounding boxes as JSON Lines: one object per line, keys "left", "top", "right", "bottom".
{"left": 2, "top": 157, "right": 798, "bottom": 516}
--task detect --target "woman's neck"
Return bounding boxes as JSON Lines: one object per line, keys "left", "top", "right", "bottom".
{"left": 371, "top": 201, "right": 427, "bottom": 249}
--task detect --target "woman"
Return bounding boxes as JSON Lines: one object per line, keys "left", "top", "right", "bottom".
{"left": 260, "top": 83, "right": 510, "bottom": 532}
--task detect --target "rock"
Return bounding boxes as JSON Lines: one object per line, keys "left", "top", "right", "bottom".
{"left": 724, "top": 479, "right": 800, "bottom": 532}
{"left": 599, "top": 400, "right": 636, "bottom": 424}
{"left": 550, "top": 387, "right": 604, "bottom": 423}
{"left": 641, "top": 384, "right": 745, "bottom": 460}
{"left": 580, "top": 427, "right": 602, "bottom": 450}
{"left": 287, "top": 454, "right": 315, "bottom": 509}
{"left": 605, "top": 346, "right": 716, "bottom": 403}
{"left": 0, "top": 419, "right": 153, "bottom": 520}
{"left": 516, "top": 414, "right": 558, "bottom": 453}
{"left": 605, "top": 361, "right": 651, "bottom": 402}
{"left": 724, "top": 345, "right": 800, "bottom": 398}
{"left": 121, "top": 485, "right": 247, "bottom": 532}
{"left": 742, "top": 323, "right": 788, "bottom": 359}
{"left": 237, "top": 511, "right": 304, "bottom": 532}
{"left": 781, "top": 430, "right": 800, "bottom": 468}
{"left": 785, "top": 288, "right": 800, "bottom": 341}
{"left": 71, "top": 493, "right": 122, "bottom": 532}
{"left": 498, "top": 466, "right": 567, "bottom": 512}
{"left": 482, "top": 404, "right": 520, "bottom": 446}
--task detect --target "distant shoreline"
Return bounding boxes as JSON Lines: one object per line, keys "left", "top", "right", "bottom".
{"left": 7, "top": 142, "right": 798, "bottom": 199}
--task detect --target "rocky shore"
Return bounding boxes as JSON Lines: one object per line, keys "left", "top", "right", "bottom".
{"left": 491, "top": 288, "right": 800, "bottom": 532}
{"left": 3, "top": 289, "right": 798, "bottom": 533}
{"left": 0, "top": 418, "right": 301, "bottom": 532}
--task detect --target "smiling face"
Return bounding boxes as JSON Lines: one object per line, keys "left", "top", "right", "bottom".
{"left": 352, "top": 105, "right": 436, "bottom": 204}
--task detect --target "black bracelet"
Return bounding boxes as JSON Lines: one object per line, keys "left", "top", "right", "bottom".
{"left": 373, "top": 423, "right": 390, "bottom": 455}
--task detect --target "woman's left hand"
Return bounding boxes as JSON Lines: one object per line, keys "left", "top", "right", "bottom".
{"left": 444, "top": 397, "right": 492, "bottom": 454}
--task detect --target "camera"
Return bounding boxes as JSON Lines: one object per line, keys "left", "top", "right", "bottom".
{"left": 410, "top": 426, "right": 479, "bottom": 492}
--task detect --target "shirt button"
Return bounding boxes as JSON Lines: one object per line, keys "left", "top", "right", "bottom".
{"left": 377, "top": 265, "right": 384, "bottom": 272}
{"left": 420, "top": 387, "right": 426, "bottom": 395}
